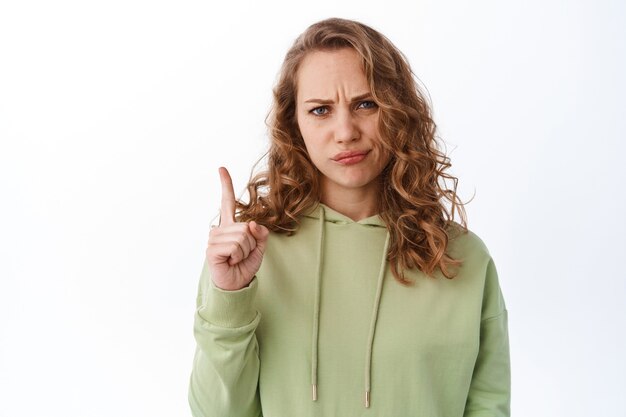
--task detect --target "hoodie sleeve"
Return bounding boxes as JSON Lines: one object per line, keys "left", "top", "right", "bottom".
{"left": 463, "top": 258, "right": 511, "bottom": 417}
{"left": 188, "top": 258, "right": 262, "bottom": 417}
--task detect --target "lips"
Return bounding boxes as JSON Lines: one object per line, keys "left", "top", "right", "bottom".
{"left": 332, "top": 150, "right": 370, "bottom": 162}
{"left": 331, "top": 150, "right": 371, "bottom": 166}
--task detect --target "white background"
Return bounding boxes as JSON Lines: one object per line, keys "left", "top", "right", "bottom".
{"left": 1, "top": 0, "right": 625, "bottom": 416}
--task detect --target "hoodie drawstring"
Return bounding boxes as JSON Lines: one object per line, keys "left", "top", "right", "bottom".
{"left": 311, "top": 205, "right": 325, "bottom": 402}
{"left": 364, "top": 231, "right": 390, "bottom": 407}
{"left": 310, "top": 204, "right": 390, "bottom": 408}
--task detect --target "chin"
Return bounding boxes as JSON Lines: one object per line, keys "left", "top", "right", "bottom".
{"left": 336, "top": 176, "right": 380, "bottom": 190}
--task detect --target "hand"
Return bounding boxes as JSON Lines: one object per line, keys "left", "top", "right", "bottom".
{"left": 205, "top": 167, "right": 269, "bottom": 291}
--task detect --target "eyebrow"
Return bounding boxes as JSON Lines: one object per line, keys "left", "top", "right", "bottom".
{"left": 304, "top": 93, "right": 373, "bottom": 104}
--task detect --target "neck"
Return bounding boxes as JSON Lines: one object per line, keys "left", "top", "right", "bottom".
{"left": 320, "top": 182, "right": 380, "bottom": 222}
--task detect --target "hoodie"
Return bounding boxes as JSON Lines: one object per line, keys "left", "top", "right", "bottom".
{"left": 189, "top": 203, "right": 511, "bottom": 417}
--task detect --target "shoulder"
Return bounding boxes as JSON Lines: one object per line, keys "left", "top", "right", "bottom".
{"left": 441, "top": 221, "right": 501, "bottom": 293}
{"left": 445, "top": 222, "right": 506, "bottom": 313}
{"left": 445, "top": 221, "right": 492, "bottom": 263}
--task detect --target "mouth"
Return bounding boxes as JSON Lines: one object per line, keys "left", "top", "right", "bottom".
{"left": 332, "top": 150, "right": 370, "bottom": 165}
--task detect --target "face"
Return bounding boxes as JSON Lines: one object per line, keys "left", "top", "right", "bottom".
{"left": 295, "top": 48, "right": 390, "bottom": 202}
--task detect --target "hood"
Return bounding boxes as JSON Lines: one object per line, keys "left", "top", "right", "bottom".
{"left": 303, "top": 202, "right": 387, "bottom": 228}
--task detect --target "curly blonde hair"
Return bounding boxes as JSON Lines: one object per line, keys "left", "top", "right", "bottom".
{"left": 237, "top": 17, "right": 469, "bottom": 283}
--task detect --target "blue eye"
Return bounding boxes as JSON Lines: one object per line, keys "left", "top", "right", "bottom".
{"left": 358, "top": 100, "right": 377, "bottom": 110}
{"left": 310, "top": 106, "right": 329, "bottom": 116}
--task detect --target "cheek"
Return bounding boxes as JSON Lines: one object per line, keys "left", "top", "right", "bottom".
{"left": 296, "top": 114, "right": 312, "bottom": 141}
{"left": 299, "top": 124, "right": 325, "bottom": 156}
{"left": 304, "top": 143, "right": 324, "bottom": 166}
{"left": 372, "top": 146, "right": 392, "bottom": 176}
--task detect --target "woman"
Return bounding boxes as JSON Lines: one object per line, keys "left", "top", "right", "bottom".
{"left": 189, "top": 17, "right": 510, "bottom": 417}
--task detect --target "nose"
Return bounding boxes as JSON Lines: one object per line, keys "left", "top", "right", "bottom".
{"left": 333, "top": 109, "right": 360, "bottom": 143}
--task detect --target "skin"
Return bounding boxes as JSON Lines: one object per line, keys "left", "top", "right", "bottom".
{"left": 207, "top": 48, "right": 390, "bottom": 290}
{"left": 296, "top": 48, "right": 390, "bottom": 221}
{"left": 206, "top": 167, "right": 269, "bottom": 291}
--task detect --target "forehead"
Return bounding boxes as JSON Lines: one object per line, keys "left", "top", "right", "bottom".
{"left": 296, "top": 48, "right": 369, "bottom": 100}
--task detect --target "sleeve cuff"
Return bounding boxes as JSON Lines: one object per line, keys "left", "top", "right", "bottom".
{"left": 199, "top": 277, "right": 259, "bottom": 328}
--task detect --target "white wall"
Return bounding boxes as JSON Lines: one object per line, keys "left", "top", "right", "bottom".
{"left": 1, "top": 0, "right": 624, "bottom": 416}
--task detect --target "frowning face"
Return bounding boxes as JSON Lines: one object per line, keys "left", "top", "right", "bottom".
{"left": 295, "top": 48, "right": 390, "bottom": 203}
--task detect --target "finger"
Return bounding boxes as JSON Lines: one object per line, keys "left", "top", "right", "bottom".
{"left": 209, "top": 222, "right": 248, "bottom": 237}
{"left": 209, "top": 231, "right": 253, "bottom": 259}
{"left": 249, "top": 221, "right": 270, "bottom": 253}
{"left": 209, "top": 223, "right": 255, "bottom": 247}
{"left": 227, "top": 241, "right": 246, "bottom": 265}
{"left": 207, "top": 241, "right": 245, "bottom": 265}
{"left": 218, "top": 167, "right": 236, "bottom": 226}
{"left": 244, "top": 224, "right": 258, "bottom": 253}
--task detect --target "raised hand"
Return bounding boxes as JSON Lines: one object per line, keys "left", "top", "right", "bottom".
{"left": 206, "top": 167, "right": 269, "bottom": 291}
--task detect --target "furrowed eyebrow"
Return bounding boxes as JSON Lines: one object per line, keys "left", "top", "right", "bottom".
{"left": 304, "top": 93, "right": 373, "bottom": 104}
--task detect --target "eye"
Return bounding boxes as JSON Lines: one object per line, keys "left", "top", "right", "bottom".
{"left": 357, "top": 100, "right": 378, "bottom": 110}
{"left": 309, "top": 106, "right": 329, "bottom": 116}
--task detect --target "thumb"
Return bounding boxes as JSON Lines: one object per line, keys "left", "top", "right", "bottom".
{"left": 250, "top": 221, "right": 270, "bottom": 245}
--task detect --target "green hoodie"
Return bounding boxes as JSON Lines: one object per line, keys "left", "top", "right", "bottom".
{"left": 189, "top": 203, "right": 510, "bottom": 417}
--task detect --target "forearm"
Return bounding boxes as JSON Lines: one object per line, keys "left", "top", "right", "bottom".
{"left": 188, "top": 261, "right": 262, "bottom": 417}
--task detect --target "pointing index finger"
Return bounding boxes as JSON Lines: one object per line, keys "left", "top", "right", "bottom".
{"left": 218, "top": 167, "right": 236, "bottom": 225}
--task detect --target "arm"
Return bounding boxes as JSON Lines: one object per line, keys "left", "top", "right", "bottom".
{"left": 188, "top": 258, "right": 262, "bottom": 417}
{"left": 464, "top": 258, "right": 511, "bottom": 417}
{"left": 189, "top": 167, "right": 268, "bottom": 416}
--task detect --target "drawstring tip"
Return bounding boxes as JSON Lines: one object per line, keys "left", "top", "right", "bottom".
{"left": 365, "top": 390, "right": 370, "bottom": 408}
{"left": 312, "top": 384, "right": 317, "bottom": 401}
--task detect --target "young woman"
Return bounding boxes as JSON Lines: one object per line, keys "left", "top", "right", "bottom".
{"left": 189, "top": 18, "right": 510, "bottom": 417}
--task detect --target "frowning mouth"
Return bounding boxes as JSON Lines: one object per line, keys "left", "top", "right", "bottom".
{"left": 332, "top": 150, "right": 370, "bottom": 165}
